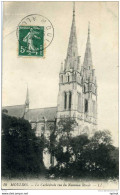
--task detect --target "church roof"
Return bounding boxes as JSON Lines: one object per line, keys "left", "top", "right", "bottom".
{"left": 27, "top": 107, "right": 57, "bottom": 122}
{"left": 2, "top": 105, "right": 57, "bottom": 122}
{"left": 2, "top": 105, "right": 25, "bottom": 118}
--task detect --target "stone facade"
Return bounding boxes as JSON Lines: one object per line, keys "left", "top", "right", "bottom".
{"left": 57, "top": 10, "right": 97, "bottom": 136}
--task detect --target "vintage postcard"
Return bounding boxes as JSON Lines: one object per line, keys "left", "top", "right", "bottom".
{"left": 2, "top": 1, "right": 119, "bottom": 190}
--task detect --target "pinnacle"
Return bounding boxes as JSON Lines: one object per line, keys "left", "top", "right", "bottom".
{"left": 64, "top": 2, "right": 78, "bottom": 71}
{"left": 25, "top": 86, "right": 29, "bottom": 106}
{"left": 83, "top": 22, "right": 93, "bottom": 69}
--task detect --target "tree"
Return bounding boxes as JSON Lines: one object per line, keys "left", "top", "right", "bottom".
{"left": 91, "top": 130, "right": 112, "bottom": 146}
{"left": 48, "top": 117, "right": 77, "bottom": 178}
{"left": 70, "top": 130, "right": 119, "bottom": 179}
{"left": 2, "top": 113, "right": 46, "bottom": 178}
{"left": 88, "top": 130, "right": 118, "bottom": 179}
{"left": 48, "top": 123, "right": 119, "bottom": 180}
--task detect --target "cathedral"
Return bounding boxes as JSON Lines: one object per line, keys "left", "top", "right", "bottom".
{"left": 3, "top": 5, "right": 97, "bottom": 139}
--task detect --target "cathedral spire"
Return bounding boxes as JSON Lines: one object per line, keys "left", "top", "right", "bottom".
{"left": 83, "top": 22, "right": 93, "bottom": 69}
{"left": 25, "top": 85, "right": 29, "bottom": 108}
{"left": 65, "top": 2, "right": 78, "bottom": 71}
{"left": 73, "top": 1, "right": 75, "bottom": 17}
{"left": 23, "top": 85, "right": 29, "bottom": 118}
{"left": 60, "top": 62, "right": 64, "bottom": 73}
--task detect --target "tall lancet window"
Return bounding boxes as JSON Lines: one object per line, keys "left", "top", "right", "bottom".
{"left": 61, "top": 75, "right": 63, "bottom": 83}
{"left": 84, "top": 85, "right": 86, "bottom": 93}
{"left": 69, "top": 91, "right": 72, "bottom": 110}
{"left": 78, "top": 93, "right": 81, "bottom": 111}
{"left": 85, "top": 99, "right": 88, "bottom": 113}
{"left": 67, "top": 75, "right": 70, "bottom": 82}
{"left": 64, "top": 92, "right": 67, "bottom": 109}
{"left": 93, "top": 100, "right": 95, "bottom": 117}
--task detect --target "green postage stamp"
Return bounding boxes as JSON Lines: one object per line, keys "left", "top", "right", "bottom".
{"left": 19, "top": 26, "right": 44, "bottom": 57}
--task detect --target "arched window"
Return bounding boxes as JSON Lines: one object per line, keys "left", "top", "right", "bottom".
{"left": 64, "top": 92, "right": 67, "bottom": 109}
{"left": 69, "top": 91, "right": 72, "bottom": 110}
{"left": 85, "top": 99, "right": 88, "bottom": 113}
{"left": 91, "top": 84, "right": 92, "bottom": 91}
{"left": 84, "top": 85, "right": 86, "bottom": 93}
{"left": 41, "top": 126, "right": 44, "bottom": 131}
{"left": 67, "top": 75, "right": 70, "bottom": 82}
{"left": 78, "top": 93, "right": 81, "bottom": 111}
{"left": 74, "top": 72, "right": 76, "bottom": 79}
{"left": 61, "top": 75, "right": 63, "bottom": 83}
{"left": 93, "top": 100, "right": 95, "bottom": 116}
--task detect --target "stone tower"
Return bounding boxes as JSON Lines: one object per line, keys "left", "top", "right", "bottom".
{"left": 57, "top": 4, "right": 97, "bottom": 136}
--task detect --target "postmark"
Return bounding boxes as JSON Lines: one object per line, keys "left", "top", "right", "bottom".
{"left": 17, "top": 14, "right": 54, "bottom": 57}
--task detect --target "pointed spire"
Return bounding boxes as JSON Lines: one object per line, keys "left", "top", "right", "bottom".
{"left": 60, "top": 62, "right": 64, "bottom": 73}
{"left": 24, "top": 85, "right": 29, "bottom": 118}
{"left": 88, "top": 21, "right": 90, "bottom": 36}
{"left": 77, "top": 56, "right": 81, "bottom": 71}
{"left": 73, "top": 1, "right": 75, "bottom": 17}
{"left": 25, "top": 85, "right": 29, "bottom": 107}
{"left": 83, "top": 22, "right": 93, "bottom": 69}
{"left": 65, "top": 2, "right": 78, "bottom": 71}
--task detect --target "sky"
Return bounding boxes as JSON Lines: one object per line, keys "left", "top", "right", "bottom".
{"left": 2, "top": 2, "right": 118, "bottom": 146}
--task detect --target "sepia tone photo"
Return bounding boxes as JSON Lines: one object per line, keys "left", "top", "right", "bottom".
{"left": 2, "top": 1, "right": 119, "bottom": 190}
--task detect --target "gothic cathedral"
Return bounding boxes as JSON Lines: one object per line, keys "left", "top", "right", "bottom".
{"left": 57, "top": 5, "right": 97, "bottom": 136}
{"left": 3, "top": 4, "right": 97, "bottom": 138}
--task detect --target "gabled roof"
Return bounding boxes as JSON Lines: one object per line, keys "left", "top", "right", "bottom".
{"left": 2, "top": 105, "right": 25, "bottom": 118}
{"left": 26, "top": 107, "right": 57, "bottom": 122}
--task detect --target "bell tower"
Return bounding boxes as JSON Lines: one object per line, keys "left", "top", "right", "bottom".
{"left": 57, "top": 3, "right": 82, "bottom": 123}
{"left": 57, "top": 3, "right": 97, "bottom": 136}
{"left": 81, "top": 23, "right": 97, "bottom": 135}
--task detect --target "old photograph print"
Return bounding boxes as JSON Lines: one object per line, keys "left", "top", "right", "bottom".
{"left": 2, "top": 1, "right": 119, "bottom": 190}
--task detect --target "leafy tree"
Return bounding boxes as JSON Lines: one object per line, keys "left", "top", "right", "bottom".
{"left": 57, "top": 118, "right": 76, "bottom": 136}
{"left": 48, "top": 118, "right": 76, "bottom": 177}
{"left": 70, "top": 134, "right": 89, "bottom": 161}
{"left": 48, "top": 119, "right": 119, "bottom": 180}
{"left": 91, "top": 130, "right": 112, "bottom": 147}
{"left": 2, "top": 113, "right": 46, "bottom": 178}
{"left": 69, "top": 130, "right": 118, "bottom": 179}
